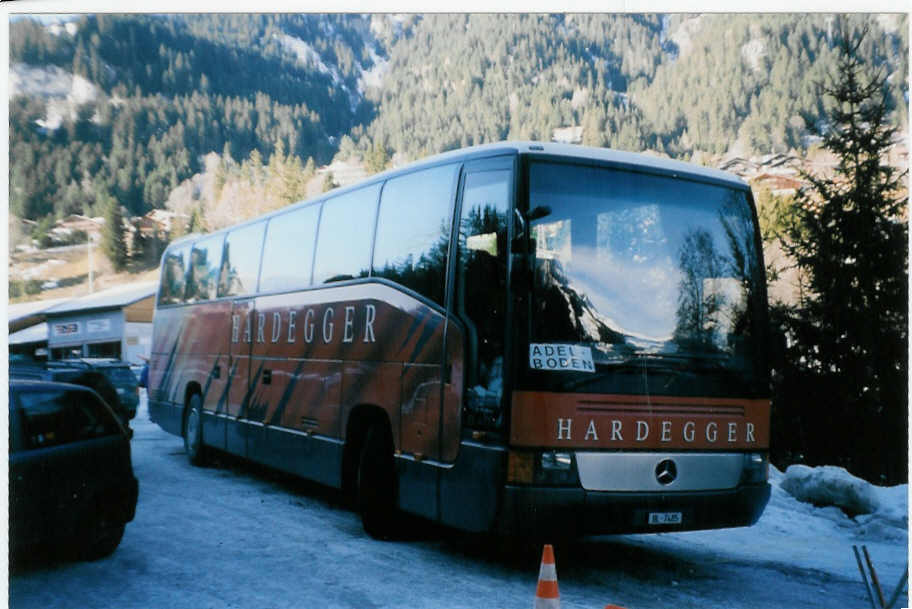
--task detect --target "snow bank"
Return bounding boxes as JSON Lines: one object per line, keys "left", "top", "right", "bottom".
{"left": 780, "top": 465, "right": 879, "bottom": 515}
{"left": 776, "top": 464, "right": 908, "bottom": 542}
{"left": 856, "top": 483, "right": 910, "bottom": 542}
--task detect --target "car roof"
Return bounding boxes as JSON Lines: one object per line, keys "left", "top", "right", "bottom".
{"left": 9, "top": 378, "right": 93, "bottom": 392}
{"left": 49, "top": 358, "right": 127, "bottom": 368}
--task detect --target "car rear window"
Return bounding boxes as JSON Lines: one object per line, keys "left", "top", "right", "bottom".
{"left": 16, "top": 389, "right": 122, "bottom": 449}
{"left": 104, "top": 366, "right": 138, "bottom": 385}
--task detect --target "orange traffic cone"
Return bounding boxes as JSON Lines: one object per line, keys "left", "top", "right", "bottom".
{"left": 534, "top": 544, "right": 560, "bottom": 609}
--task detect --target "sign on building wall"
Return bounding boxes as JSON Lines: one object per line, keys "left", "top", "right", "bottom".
{"left": 52, "top": 322, "right": 80, "bottom": 337}
{"left": 86, "top": 318, "right": 112, "bottom": 333}
{"left": 48, "top": 310, "right": 123, "bottom": 347}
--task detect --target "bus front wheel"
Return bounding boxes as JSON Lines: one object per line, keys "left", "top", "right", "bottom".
{"left": 357, "top": 424, "right": 398, "bottom": 539}
{"left": 183, "top": 394, "right": 207, "bottom": 466}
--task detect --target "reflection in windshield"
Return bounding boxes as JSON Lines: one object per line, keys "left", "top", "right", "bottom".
{"left": 528, "top": 162, "right": 765, "bottom": 397}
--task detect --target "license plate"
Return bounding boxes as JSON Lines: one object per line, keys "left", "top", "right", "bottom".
{"left": 648, "top": 511, "right": 682, "bottom": 525}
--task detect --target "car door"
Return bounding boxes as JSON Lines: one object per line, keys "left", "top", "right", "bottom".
{"left": 10, "top": 386, "right": 125, "bottom": 546}
{"left": 8, "top": 393, "right": 55, "bottom": 548}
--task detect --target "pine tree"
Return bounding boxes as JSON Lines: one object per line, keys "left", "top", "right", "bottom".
{"left": 774, "top": 21, "right": 908, "bottom": 483}
{"left": 366, "top": 140, "right": 390, "bottom": 175}
{"left": 101, "top": 194, "right": 128, "bottom": 271}
{"left": 321, "top": 171, "right": 338, "bottom": 193}
{"left": 187, "top": 205, "right": 206, "bottom": 234}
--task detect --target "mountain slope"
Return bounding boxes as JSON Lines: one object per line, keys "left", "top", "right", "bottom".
{"left": 9, "top": 13, "right": 908, "bottom": 226}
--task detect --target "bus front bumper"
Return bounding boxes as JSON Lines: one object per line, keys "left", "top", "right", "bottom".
{"left": 497, "top": 483, "right": 771, "bottom": 536}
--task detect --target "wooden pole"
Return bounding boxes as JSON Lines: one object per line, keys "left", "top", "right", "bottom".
{"left": 853, "top": 545, "right": 878, "bottom": 609}
{"left": 863, "top": 545, "right": 887, "bottom": 608}
{"left": 884, "top": 563, "right": 908, "bottom": 609}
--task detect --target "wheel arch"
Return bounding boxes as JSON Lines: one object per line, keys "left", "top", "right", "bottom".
{"left": 342, "top": 404, "right": 393, "bottom": 495}
{"left": 181, "top": 382, "right": 203, "bottom": 434}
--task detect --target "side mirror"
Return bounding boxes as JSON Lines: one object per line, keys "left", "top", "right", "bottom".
{"left": 528, "top": 205, "right": 551, "bottom": 221}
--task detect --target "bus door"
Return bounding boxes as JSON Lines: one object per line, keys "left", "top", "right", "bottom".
{"left": 226, "top": 297, "right": 256, "bottom": 456}
{"left": 247, "top": 295, "right": 293, "bottom": 470}
{"left": 196, "top": 298, "right": 232, "bottom": 451}
{"left": 247, "top": 293, "right": 343, "bottom": 479}
{"left": 184, "top": 233, "right": 230, "bottom": 451}
{"left": 445, "top": 158, "right": 514, "bottom": 461}
{"left": 219, "top": 220, "right": 267, "bottom": 457}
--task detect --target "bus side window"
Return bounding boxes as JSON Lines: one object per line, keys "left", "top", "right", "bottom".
{"left": 259, "top": 206, "right": 319, "bottom": 294}
{"left": 456, "top": 170, "right": 510, "bottom": 430}
{"left": 372, "top": 164, "right": 459, "bottom": 306}
{"left": 186, "top": 234, "right": 225, "bottom": 302}
{"left": 313, "top": 184, "right": 381, "bottom": 285}
{"left": 218, "top": 221, "right": 266, "bottom": 297}
{"left": 158, "top": 244, "right": 191, "bottom": 305}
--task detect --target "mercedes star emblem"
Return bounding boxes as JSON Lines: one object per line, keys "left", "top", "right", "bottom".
{"left": 655, "top": 459, "right": 678, "bottom": 485}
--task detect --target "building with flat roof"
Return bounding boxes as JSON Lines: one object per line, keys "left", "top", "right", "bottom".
{"left": 8, "top": 297, "right": 70, "bottom": 358}
{"left": 14, "top": 281, "right": 158, "bottom": 364}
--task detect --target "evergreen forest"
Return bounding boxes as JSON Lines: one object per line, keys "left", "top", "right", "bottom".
{"left": 9, "top": 13, "right": 908, "bottom": 223}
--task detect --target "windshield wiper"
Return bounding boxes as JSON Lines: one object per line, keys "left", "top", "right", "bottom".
{"left": 561, "top": 351, "right": 735, "bottom": 392}
{"left": 561, "top": 355, "right": 682, "bottom": 391}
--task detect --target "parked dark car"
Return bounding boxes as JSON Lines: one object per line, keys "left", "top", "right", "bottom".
{"left": 9, "top": 356, "right": 139, "bottom": 425}
{"left": 9, "top": 380, "right": 139, "bottom": 562}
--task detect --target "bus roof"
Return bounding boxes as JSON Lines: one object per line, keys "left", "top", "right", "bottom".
{"left": 407, "top": 141, "right": 748, "bottom": 190}
{"left": 162, "top": 141, "right": 747, "bottom": 253}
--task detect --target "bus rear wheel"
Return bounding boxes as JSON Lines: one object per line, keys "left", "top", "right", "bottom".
{"left": 357, "top": 424, "right": 398, "bottom": 539}
{"left": 183, "top": 394, "right": 207, "bottom": 466}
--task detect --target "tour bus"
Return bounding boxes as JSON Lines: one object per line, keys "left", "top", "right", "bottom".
{"left": 149, "top": 142, "right": 771, "bottom": 538}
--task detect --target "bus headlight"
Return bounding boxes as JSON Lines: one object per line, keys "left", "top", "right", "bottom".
{"left": 742, "top": 452, "right": 769, "bottom": 484}
{"left": 507, "top": 450, "right": 580, "bottom": 486}
{"left": 536, "top": 451, "right": 578, "bottom": 486}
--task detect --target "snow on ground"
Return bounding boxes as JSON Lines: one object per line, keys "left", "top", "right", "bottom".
{"left": 630, "top": 463, "right": 908, "bottom": 603}
{"left": 8, "top": 396, "right": 909, "bottom": 609}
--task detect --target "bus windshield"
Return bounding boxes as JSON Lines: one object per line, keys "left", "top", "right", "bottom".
{"left": 527, "top": 161, "right": 767, "bottom": 398}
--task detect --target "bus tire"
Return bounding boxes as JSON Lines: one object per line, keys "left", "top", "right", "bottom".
{"left": 183, "top": 394, "right": 207, "bottom": 466}
{"left": 357, "top": 423, "right": 398, "bottom": 539}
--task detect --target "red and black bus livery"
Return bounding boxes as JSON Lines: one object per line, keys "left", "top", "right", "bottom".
{"left": 149, "top": 142, "right": 771, "bottom": 537}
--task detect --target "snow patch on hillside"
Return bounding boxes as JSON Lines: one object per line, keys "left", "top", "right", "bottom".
{"left": 876, "top": 14, "right": 903, "bottom": 34}
{"left": 10, "top": 63, "right": 100, "bottom": 131}
{"left": 668, "top": 16, "right": 704, "bottom": 59}
{"left": 359, "top": 46, "right": 389, "bottom": 92}
{"left": 277, "top": 34, "right": 341, "bottom": 85}
{"left": 741, "top": 38, "right": 767, "bottom": 74}
{"left": 47, "top": 21, "right": 79, "bottom": 36}
{"left": 11, "top": 64, "right": 74, "bottom": 99}
{"left": 276, "top": 32, "right": 368, "bottom": 113}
